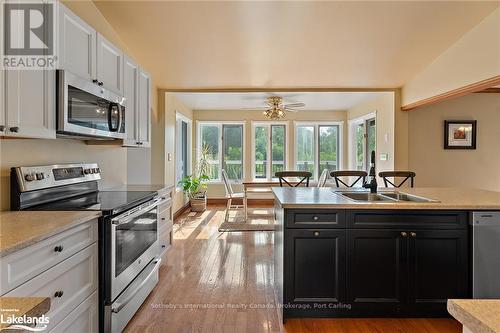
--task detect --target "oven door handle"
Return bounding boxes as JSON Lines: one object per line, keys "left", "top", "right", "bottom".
{"left": 111, "top": 258, "right": 161, "bottom": 313}
{"left": 111, "top": 199, "right": 160, "bottom": 225}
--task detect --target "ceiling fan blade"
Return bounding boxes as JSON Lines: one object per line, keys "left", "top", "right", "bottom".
{"left": 284, "top": 102, "right": 305, "bottom": 108}
{"left": 240, "top": 107, "right": 268, "bottom": 110}
{"left": 284, "top": 108, "right": 300, "bottom": 112}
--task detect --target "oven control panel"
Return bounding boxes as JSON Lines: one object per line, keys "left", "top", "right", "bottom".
{"left": 13, "top": 163, "right": 101, "bottom": 192}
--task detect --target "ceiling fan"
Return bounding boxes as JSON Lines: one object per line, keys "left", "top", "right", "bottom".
{"left": 246, "top": 96, "right": 306, "bottom": 120}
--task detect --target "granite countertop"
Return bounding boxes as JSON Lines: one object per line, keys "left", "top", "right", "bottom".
{"left": 272, "top": 187, "right": 500, "bottom": 210}
{"left": 448, "top": 299, "right": 500, "bottom": 333}
{"left": 0, "top": 297, "right": 50, "bottom": 330}
{"left": 0, "top": 211, "right": 101, "bottom": 257}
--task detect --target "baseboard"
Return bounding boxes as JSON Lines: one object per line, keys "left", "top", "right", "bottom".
{"left": 173, "top": 201, "right": 191, "bottom": 220}
{"left": 207, "top": 198, "right": 275, "bottom": 206}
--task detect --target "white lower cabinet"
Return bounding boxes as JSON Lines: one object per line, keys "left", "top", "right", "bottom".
{"left": 50, "top": 291, "right": 98, "bottom": 333}
{"left": 6, "top": 243, "right": 98, "bottom": 332}
{"left": 2, "top": 220, "right": 99, "bottom": 332}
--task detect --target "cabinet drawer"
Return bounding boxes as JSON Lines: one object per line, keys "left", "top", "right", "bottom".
{"left": 50, "top": 291, "right": 98, "bottom": 333}
{"left": 347, "top": 210, "right": 468, "bottom": 229}
{"left": 158, "top": 197, "right": 172, "bottom": 215}
{"left": 286, "top": 209, "right": 346, "bottom": 228}
{"left": 159, "top": 227, "right": 173, "bottom": 256}
{"left": 158, "top": 208, "right": 173, "bottom": 231}
{"left": 6, "top": 243, "right": 97, "bottom": 332}
{"left": 1, "top": 220, "right": 98, "bottom": 294}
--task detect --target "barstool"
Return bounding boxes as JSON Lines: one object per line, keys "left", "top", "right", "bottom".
{"left": 330, "top": 171, "right": 367, "bottom": 187}
{"left": 379, "top": 171, "right": 416, "bottom": 188}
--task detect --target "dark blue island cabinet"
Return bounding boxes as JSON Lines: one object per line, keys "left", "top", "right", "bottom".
{"left": 273, "top": 203, "right": 470, "bottom": 320}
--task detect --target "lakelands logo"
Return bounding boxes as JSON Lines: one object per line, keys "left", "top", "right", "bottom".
{"left": 1, "top": 0, "right": 57, "bottom": 69}
{"left": 0, "top": 313, "right": 50, "bottom": 331}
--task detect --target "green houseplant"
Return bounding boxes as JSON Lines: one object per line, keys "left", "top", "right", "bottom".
{"left": 178, "top": 145, "right": 211, "bottom": 212}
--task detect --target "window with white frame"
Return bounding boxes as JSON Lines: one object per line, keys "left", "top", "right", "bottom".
{"left": 197, "top": 122, "right": 244, "bottom": 181}
{"left": 252, "top": 122, "right": 287, "bottom": 180}
{"left": 176, "top": 113, "right": 192, "bottom": 185}
{"left": 295, "top": 122, "right": 342, "bottom": 179}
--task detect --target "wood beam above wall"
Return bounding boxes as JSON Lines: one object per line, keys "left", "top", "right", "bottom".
{"left": 401, "top": 75, "right": 500, "bottom": 111}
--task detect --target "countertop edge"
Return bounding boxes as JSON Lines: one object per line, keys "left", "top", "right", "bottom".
{"left": 447, "top": 300, "right": 497, "bottom": 333}
{"left": 0, "top": 211, "right": 101, "bottom": 258}
{"left": 278, "top": 203, "right": 500, "bottom": 210}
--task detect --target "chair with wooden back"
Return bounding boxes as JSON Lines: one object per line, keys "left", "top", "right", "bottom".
{"left": 222, "top": 169, "right": 246, "bottom": 222}
{"left": 330, "top": 170, "right": 367, "bottom": 188}
{"left": 379, "top": 171, "right": 416, "bottom": 188}
{"left": 317, "top": 169, "right": 329, "bottom": 188}
{"left": 275, "top": 171, "right": 312, "bottom": 187}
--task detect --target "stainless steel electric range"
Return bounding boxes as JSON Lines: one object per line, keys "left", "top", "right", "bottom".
{"left": 11, "top": 163, "right": 163, "bottom": 333}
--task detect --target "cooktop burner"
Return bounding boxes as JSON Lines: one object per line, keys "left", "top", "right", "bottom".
{"left": 29, "top": 190, "right": 157, "bottom": 215}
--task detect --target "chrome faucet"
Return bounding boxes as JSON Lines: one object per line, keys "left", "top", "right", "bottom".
{"left": 363, "top": 150, "right": 378, "bottom": 193}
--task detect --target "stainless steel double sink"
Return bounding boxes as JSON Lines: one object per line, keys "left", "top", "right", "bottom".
{"left": 334, "top": 190, "right": 439, "bottom": 203}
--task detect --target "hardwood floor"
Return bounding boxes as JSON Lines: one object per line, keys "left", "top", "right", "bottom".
{"left": 124, "top": 205, "right": 461, "bottom": 333}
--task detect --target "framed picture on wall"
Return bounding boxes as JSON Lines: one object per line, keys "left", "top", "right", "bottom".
{"left": 444, "top": 120, "right": 477, "bottom": 149}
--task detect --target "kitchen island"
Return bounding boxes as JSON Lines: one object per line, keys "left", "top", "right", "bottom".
{"left": 272, "top": 187, "right": 500, "bottom": 321}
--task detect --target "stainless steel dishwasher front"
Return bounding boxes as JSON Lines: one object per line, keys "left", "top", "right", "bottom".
{"left": 472, "top": 211, "right": 500, "bottom": 298}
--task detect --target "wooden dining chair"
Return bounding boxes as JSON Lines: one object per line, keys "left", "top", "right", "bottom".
{"left": 275, "top": 171, "right": 312, "bottom": 187}
{"left": 330, "top": 170, "right": 367, "bottom": 187}
{"left": 379, "top": 171, "right": 416, "bottom": 188}
{"left": 317, "top": 169, "right": 329, "bottom": 188}
{"left": 221, "top": 169, "right": 246, "bottom": 222}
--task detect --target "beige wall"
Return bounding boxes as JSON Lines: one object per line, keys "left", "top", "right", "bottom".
{"left": 163, "top": 94, "right": 194, "bottom": 212}
{"left": 402, "top": 7, "right": 500, "bottom": 106}
{"left": 408, "top": 93, "right": 500, "bottom": 191}
{"left": 347, "top": 93, "right": 395, "bottom": 178}
{"left": 192, "top": 109, "right": 348, "bottom": 198}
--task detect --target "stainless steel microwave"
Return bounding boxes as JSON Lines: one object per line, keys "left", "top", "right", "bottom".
{"left": 57, "top": 70, "right": 126, "bottom": 139}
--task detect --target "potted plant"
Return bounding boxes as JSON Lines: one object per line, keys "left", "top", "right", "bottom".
{"left": 178, "top": 145, "right": 211, "bottom": 212}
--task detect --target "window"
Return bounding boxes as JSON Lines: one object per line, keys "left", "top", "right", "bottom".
{"left": 295, "top": 122, "right": 342, "bottom": 179}
{"left": 252, "top": 123, "right": 287, "bottom": 180}
{"left": 198, "top": 122, "right": 244, "bottom": 181}
{"left": 351, "top": 115, "right": 376, "bottom": 172}
{"left": 175, "top": 113, "right": 192, "bottom": 185}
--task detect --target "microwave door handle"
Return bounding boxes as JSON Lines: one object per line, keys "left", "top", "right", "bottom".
{"left": 108, "top": 103, "right": 119, "bottom": 132}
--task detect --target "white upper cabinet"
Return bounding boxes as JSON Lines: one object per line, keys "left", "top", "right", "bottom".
{"left": 123, "top": 55, "right": 139, "bottom": 146}
{"left": 4, "top": 70, "right": 56, "bottom": 139}
{"left": 137, "top": 68, "right": 151, "bottom": 147}
{"left": 58, "top": 3, "right": 96, "bottom": 81}
{"left": 96, "top": 34, "right": 124, "bottom": 95}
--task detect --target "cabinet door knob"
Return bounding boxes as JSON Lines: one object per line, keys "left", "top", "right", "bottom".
{"left": 313, "top": 216, "right": 319, "bottom": 221}
{"left": 9, "top": 126, "right": 19, "bottom": 133}
{"left": 92, "top": 79, "right": 98, "bottom": 84}
{"left": 54, "top": 245, "right": 64, "bottom": 252}
{"left": 54, "top": 290, "right": 64, "bottom": 298}
{"left": 400, "top": 232, "right": 408, "bottom": 238}
{"left": 410, "top": 232, "right": 417, "bottom": 238}
{"left": 0, "top": 125, "right": 5, "bottom": 132}
{"left": 98, "top": 82, "right": 104, "bottom": 86}
{"left": 313, "top": 231, "right": 320, "bottom": 237}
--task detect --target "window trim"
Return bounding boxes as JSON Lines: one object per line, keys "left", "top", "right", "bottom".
{"left": 196, "top": 121, "right": 246, "bottom": 183}
{"left": 293, "top": 121, "right": 344, "bottom": 179}
{"left": 175, "top": 112, "right": 192, "bottom": 191}
{"left": 251, "top": 121, "right": 289, "bottom": 181}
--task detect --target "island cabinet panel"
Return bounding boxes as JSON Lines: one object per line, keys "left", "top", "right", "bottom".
{"left": 284, "top": 229, "right": 346, "bottom": 315}
{"left": 346, "top": 210, "right": 468, "bottom": 230}
{"left": 346, "top": 229, "right": 406, "bottom": 315}
{"left": 408, "top": 229, "right": 469, "bottom": 315}
{"left": 286, "top": 209, "right": 346, "bottom": 228}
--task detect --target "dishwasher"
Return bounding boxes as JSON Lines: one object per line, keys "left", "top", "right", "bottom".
{"left": 472, "top": 212, "right": 500, "bottom": 298}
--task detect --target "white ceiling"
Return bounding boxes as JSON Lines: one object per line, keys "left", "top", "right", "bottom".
{"left": 174, "top": 92, "right": 389, "bottom": 111}
{"left": 94, "top": 1, "right": 499, "bottom": 89}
